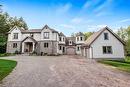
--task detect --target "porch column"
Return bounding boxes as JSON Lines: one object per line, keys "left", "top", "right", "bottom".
{"left": 22, "top": 42, "right": 24, "bottom": 53}
{"left": 32, "top": 42, "right": 35, "bottom": 52}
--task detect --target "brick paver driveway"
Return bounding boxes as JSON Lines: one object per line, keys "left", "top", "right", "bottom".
{"left": 0, "top": 55, "right": 130, "bottom": 87}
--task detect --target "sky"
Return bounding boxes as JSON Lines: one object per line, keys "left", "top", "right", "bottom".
{"left": 1, "top": 0, "right": 130, "bottom": 36}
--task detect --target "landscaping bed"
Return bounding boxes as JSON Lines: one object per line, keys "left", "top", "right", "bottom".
{"left": 98, "top": 57, "right": 130, "bottom": 73}
{"left": 0, "top": 59, "right": 17, "bottom": 81}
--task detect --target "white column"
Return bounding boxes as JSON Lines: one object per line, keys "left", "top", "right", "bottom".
{"left": 32, "top": 42, "right": 35, "bottom": 52}
{"left": 22, "top": 42, "right": 24, "bottom": 53}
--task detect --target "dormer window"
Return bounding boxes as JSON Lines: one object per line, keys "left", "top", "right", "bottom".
{"left": 77, "top": 37, "right": 79, "bottom": 41}
{"left": 59, "top": 37, "right": 62, "bottom": 41}
{"left": 30, "top": 34, "right": 34, "bottom": 37}
{"left": 44, "top": 32, "right": 49, "bottom": 39}
{"left": 69, "top": 40, "right": 72, "bottom": 45}
{"left": 104, "top": 33, "right": 109, "bottom": 40}
{"left": 80, "top": 37, "right": 83, "bottom": 41}
{"left": 13, "top": 33, "right": 18, "bottom": 39}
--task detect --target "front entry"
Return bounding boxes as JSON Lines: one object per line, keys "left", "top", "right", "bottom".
{"left": 24, "top": 42, "right": 33, "bottom": 53}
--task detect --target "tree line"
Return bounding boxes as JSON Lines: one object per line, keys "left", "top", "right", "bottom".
{"left": 0, "top": 5, "right": 28, "bottom": 53}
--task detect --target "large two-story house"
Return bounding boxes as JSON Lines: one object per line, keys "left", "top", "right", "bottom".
{"left": 6, "top": 25, "right": 85, "bottom": 55}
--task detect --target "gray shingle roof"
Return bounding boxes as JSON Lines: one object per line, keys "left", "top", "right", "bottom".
{"left": 84, "top": 26, "right": 125, "bottom": 47}
{"left": 75, "top": 32, "right": 84, "bottom": 36}
{"left": 59, "top": 32, "right": 66, "bottom": 37}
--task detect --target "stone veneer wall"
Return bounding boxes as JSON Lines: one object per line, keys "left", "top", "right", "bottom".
{"left": 36, "top": 41, "right": 58, "bottom": 55}
{"left": 6, "top": 41, "right": 21, "bottom": 53}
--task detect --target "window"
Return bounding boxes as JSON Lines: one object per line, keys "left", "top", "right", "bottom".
{"left": 44, "top": 43, "right": 49, "bottom": 48}
{"left": 104, "top": 33, "right": 109, "bottom": 40}
{"left": 13, "top": 33, "right": 18, "bottom": 39}
{"left": 13, "top": 43, "right": 17, "bottom": 48}
{"left": 30, "top": 34, "right": 34, "bottom": 37}
{"left": 77, "top": 37, "right": 79, "bottom": 41}
{"left": 102, "top": 46, "right": 112, "bottom": 54}
{"left": 63, "top": 37, "right": 64, "bottom": 42}
{"left": 77, "top": 46, "right": 80, "bottom": 51}
{"left": 44, "top": 32, "right": 49, "bottom": 39}
{"left": 80, "top": 37, "right": 83, "bottom": 41}
{"left": 59, "top": 46, "right": 62, "bottom": 50}
{"left": 69, "top": 40, "right": 72, "bottom": 45}
{"left": 59, "top": 37, "right": 62, "bottom": 41}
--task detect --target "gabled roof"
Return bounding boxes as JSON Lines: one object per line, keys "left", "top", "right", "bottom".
{"left": 8, "top": 26, "right": 25, "bottom": 33}
{"left": 59, "top": 32, "right": 66, "bottom": 37}
{"left": 8, "top": 25, "right": 59, "bottom": 33}
{"left": 84, "top": 26, "right": 125, "bottom": 46}
{"left": 75, "top": 32, "right": 84, "bottom": 36}
{"left": 22, "top": 36, "right": 37, "bottom": 43}
{"left": 42, "top": 25, "right": 59, "bottom": 33}
{"left": 22, "top": 29, "right": 42, "bottom": 33}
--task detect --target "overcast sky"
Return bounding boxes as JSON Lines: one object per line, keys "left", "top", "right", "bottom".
{"left": 1, "top": 0, "right": 130, "bottom": 36}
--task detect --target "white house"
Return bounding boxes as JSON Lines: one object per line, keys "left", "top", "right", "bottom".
{"left": 81, "top": 27, "right": 125, "bottom": 59}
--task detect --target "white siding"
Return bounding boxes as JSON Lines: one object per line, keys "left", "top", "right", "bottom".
{"left": 91, "top": 29, "right": 124, "bottom": 59}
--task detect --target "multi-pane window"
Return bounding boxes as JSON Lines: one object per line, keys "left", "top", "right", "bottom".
{"left": 13, "top": 43, "right": 17, "bottom": 48}
{"left": 59, "top": 37, "right": 62, "bottom": 41}
{"left": 69, "top": 40, "right": 72, "bottom": 45}
{"left": 30, "top": 34, "right": 34, "bottom": 37}
{"left": 13, "top": 33, "right": 18, "bottom": 39}
{"left": 104, "top": 33, "right": 109, "bottom": 40}
{"left": 80, "top": 37, "right": 83, "bottom": 41}
{"left": 77, "top": 37, "right": 79, "bottom": 41}
{"left": 44, "top": 43, "right": 49, "bottom": 48}
{"left": 44, "top": 32, "right": 49, "bottom": 39}
{"left": 102, "top": 46, "right": 112, "bottom": 54}
{"left": 59, "top": 46, "right": 62, "bottom": 50}
{"left": 77, "top": 46, "right": 80, "bottom": 51}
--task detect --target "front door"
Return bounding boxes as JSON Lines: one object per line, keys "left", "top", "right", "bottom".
{"left": 24, "top": 42, "right": 33, "bottom": 53}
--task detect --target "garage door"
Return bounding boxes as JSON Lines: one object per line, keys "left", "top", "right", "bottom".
{"left": 66, "top": 47, "right": 76, "bottom": 55}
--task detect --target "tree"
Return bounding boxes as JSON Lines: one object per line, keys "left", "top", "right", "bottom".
{"left": 126, "top": 26, "right": 130, "bottom": 55}
{"left": 8, "top": 16, "right": 28, "bottom": 30}
{"left": 0, "top": 5, "right": 28, "bottom": 53}
{"left": 117, "top": 27, "right": 127, "bottom": 41}
{"left": 84, "top": 32, "right": 93, "bottom": 40}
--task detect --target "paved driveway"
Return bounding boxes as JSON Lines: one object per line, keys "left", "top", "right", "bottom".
{"left": 0, "top": 55, "right": 130, "bottom": 87}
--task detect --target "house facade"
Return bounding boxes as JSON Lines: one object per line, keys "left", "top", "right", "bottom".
{"left": 6, "top": 25, "right": 125, "bottom": 59}
{"left": 6, "top": 25, "right": 85, "bottom": 55}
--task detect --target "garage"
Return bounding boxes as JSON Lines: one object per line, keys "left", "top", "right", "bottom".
{"left": 66, "top": 47, "right": 76, "bottom": 55}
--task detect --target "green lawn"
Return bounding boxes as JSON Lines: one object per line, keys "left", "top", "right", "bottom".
{"left": 0, "top": 59, "right": 17, "bottom": 81}
{"left": 0, "top": 53, "right": 15, "bottom": 57}
{"left": 98, "top": 57, "right": 130, "bottom": 73}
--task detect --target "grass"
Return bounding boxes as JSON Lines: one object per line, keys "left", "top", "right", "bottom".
{"left": 0, "top": 53, "right": 15, "bottom": 57}
{"left": 98, "top": 56, "right": 130, "bottom": 73}
{"left": 0, "top": 59, "right": 17, "bottom": 81}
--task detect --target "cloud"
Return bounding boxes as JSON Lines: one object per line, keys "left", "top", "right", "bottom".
{"left": 86, "top": 24, "right": 107, "bottom": 30}
{"left": 118, "top": 18, "right": 130, "bottom": 23}
{"left": 95, "top": 11, "right": 112, "bottom": 17}
{"left": 71, "top": 17, "right": 83, "bottom": 24}
{"left": 71, "top": 17, "right": 94, "bottom": 24}
{"left": 59, "top": 24, "right": 75, "bottom": 29}
{"left": 56, "top": 3, "right": 72, "bottom": 14}
{"left": 94, "top": 0, "right": 113, "bottom": 13}
{"left": 82, "top": 0, "right": 93, "bottom": 9}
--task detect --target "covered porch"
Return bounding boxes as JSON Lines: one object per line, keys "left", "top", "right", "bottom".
{"left": 21, "top": 37, "right": 37, "bottom": 53}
